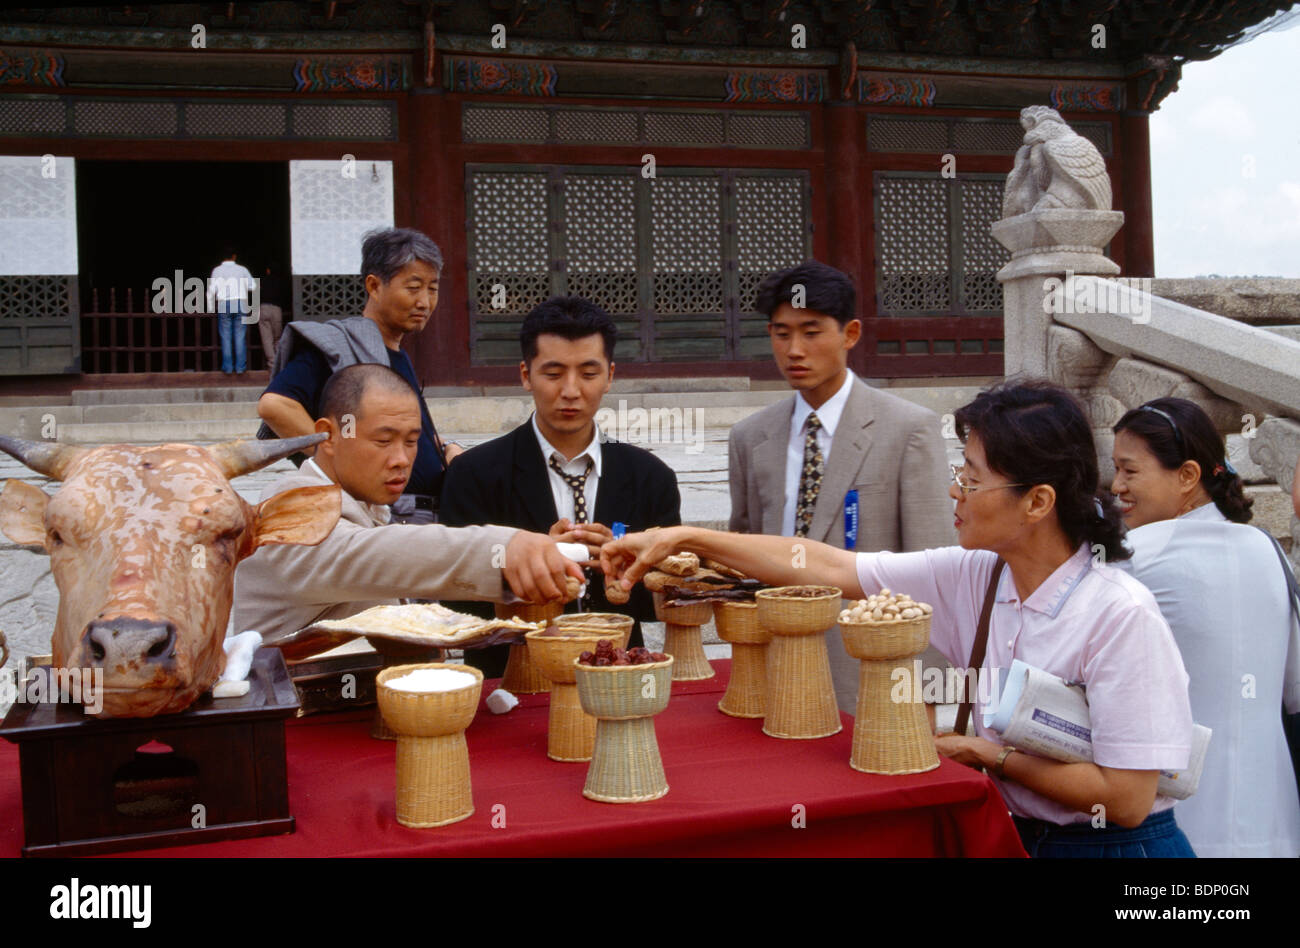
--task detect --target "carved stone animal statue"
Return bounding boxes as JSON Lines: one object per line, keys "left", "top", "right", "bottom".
{"left": 0, "top": 435, "right": 342, "bottom": 718}
{"left": 1002, "top": 105, "right": 1112, "bottom": 218}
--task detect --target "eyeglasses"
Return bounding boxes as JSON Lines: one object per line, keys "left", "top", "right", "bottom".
{"left": 950, "top": 464, "right": 1027, "bottom": 497}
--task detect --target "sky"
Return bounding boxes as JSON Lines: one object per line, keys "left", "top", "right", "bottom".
{"left": 1150, "top": 6, "right": 1300, "bottom": 277}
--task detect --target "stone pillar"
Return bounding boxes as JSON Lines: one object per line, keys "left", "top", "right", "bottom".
{"left": 1250, "top": 417, "right": 1300, "bottom": 569}
{"left": 993, "top": 208, "right": 1125, "bottom": 377}
{"left": 993, "top": 208, "right": 1125, "bottom": 479}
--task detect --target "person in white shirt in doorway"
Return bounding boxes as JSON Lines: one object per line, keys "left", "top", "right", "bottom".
{"left": 206, "top": 246, "right": 257, "bottom": 375}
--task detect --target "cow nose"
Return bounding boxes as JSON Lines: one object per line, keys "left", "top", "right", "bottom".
{"left": 84, "top": 618, "right": 178, "bottom": 670}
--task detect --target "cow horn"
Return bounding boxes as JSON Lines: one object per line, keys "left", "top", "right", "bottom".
{"left": 0, "top": 436, "right": 88, "bottom": 481}
{"left": 207, "top": 433, "right": 328, "bottom": 480}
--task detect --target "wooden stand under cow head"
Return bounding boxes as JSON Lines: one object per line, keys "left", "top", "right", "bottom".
{"left": 0, "top": 648, "right": 299, "bottom": 857}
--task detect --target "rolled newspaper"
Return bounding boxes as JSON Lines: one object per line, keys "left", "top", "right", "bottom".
{"left": 990, "top": 659, "right": 1211, "bottom": 801}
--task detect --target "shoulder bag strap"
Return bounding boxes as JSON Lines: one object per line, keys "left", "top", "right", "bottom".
{"left": 955, "top": 557, "right": 1006, "bottom": 737}
{"left": 1255, "top": 525, "right": 1300, "bottom": 624}
{"left": 1253, "top": 526, "right": 1300, "bottom": 794}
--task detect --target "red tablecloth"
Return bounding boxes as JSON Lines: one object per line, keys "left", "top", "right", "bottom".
{"left": 0, "top": 661, "right": 1026, "bottom": 857}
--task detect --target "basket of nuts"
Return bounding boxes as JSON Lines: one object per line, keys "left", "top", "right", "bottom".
{"left": 838, "top": 589, "right": 934, "bottom": 662}
{"left": 754, "top": 585, "right": 843, "bottom": 636}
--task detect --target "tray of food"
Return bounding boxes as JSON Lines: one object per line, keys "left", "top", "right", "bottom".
{"left": 623, "top": 552, "right": 770, "bottom": 606}
{"left": 270, "top": 603, "right": 546, "bottom": 661}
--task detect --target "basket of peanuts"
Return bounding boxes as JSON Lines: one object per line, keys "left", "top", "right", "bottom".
{"left": 837, "top": 589, "right": 933, "bottom": 663}
{"left": 837, "top": 589, "right": 940, "bottom": 775}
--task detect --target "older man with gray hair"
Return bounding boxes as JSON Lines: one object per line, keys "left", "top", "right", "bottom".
{"left": 257, "top": 227, "right": 462, "bottom": 523}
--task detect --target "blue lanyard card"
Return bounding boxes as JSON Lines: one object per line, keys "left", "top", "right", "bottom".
{"left": 844, "top": 489, "right": 859, "bottom": 551}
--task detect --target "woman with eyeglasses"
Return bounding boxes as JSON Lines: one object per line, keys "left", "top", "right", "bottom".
{"left": 1111, "top": 397, "right": 1300, "bottom": 857}
{"left": 602, "top": 379, "right": 1196, "bottom": 857}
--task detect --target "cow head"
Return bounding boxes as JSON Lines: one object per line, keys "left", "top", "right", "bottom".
{"left": 0, "top": 435, "right": 342, "bottom": 718}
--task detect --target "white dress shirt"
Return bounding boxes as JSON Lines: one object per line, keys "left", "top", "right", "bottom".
{"left": 532, "top": 413, "right": 602, "bottom": 524}
{"left": 1118, "top": 503, "right": 1300, "bottom": 856}
{"left": 854, "top": 543, "right": 1194, "bottom": 825}
{"left": 206, "top": 259, "right": 256, "bottom": 309}
{"left": 781, "top": 370, "right": 855, "bottom": 537}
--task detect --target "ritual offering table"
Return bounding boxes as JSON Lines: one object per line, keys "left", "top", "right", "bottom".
{"left": 574, "top": 655, "right": 673, "bottom": 802}
{"left": 0, "top": 648, "right": 299, "bottom": 857}
{"left": 754, "top": 586, "right": 842, "bottom": 740}
{"left": 839, "top": 593, "right": 939, "bottom": 775}
{"left": 526, "top": 626, "right": 630, "bottom": 762}
{"left": 376, "top": 663, "right": 484, "bottom": 828}
{"left": 495, "top": 600, "right": 564, "bottom": 694}
{"left": 712, "top": 601, "right": 769, "bottom": 718}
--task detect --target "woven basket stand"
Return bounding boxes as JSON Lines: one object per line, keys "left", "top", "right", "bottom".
{"left": 713, "top": 601, "right": 768, "bottom": 718}
{"left": 842, "top": 616, "right": 940, "bottom": 775}
{"left": 377, "top": 663, "right": 483, "bottom": 828}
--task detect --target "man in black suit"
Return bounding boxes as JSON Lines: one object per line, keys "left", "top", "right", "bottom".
{"left": 441, "top": 296, "right": 682, "bottom": 678}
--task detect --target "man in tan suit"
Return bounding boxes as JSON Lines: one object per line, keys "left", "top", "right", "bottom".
{"left": 728, "top": 261, "right": 955, "bottom": 712}
{"left": 234, "top": 363, "right": 582, "bottom": 643}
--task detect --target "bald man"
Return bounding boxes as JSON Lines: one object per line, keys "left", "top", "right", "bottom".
{"left": 234, "top": 363, "right": 582, "bottom": 644}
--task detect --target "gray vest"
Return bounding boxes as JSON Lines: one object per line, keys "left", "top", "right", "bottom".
{"left": 255, "top": 316, "right": 392, "bottom": 440}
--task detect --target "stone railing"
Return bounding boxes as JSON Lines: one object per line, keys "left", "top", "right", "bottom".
{"left": 994, "top": 117, "right": 1300, "bottom": 564}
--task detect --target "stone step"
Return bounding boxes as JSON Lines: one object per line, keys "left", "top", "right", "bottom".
{"left": 70, "top": 385, "right": 267, "bottom": 406}
{"left": 65, "top": 375, "right": 754, "bottom": 407}
{"left": 12, "top": 384, "right": 994, "bottom": 444}
{"left": 53, "top": 418, "right": 263, "bottom": 444}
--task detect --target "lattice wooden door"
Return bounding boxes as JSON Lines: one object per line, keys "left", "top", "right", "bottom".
{"left": 466, "top": 163, "right": 810, "bottom": 364}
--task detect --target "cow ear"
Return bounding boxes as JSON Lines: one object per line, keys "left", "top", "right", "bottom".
{"left": 250, "top": 484, "right": 342, "bottom": 549}
{"left": 0, "top": 480, "right": 51, "bottom": 548}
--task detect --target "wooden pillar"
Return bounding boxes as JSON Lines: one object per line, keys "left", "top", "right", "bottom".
{"left": 824, "top": 101, "right": 867, "bottom": 375}
{"left": 406, "top": 86, "right": 460, "bottom": 385}
{"left": 1121, "top": 110, "right": 1155, "bottom": 278}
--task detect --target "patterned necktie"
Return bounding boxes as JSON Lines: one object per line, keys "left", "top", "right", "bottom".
{"left": 549, "top": 455, "right": 594, "bottom": 523}
{"left": 794, "top": 412, "right": 824, "bottom": 538}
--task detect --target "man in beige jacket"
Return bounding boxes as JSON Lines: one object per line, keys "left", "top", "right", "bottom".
{"left": 234, "top": 363, "right": 582, "bottom": 644}
{"left": 728, "top": 261, "right": 955, "bottom": 713}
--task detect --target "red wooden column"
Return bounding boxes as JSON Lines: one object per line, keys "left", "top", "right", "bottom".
{"left": 1121, "top": 109, "right": 1155, "bottom": 278}
{"left": 823, "top": 101, "right": 867, "bottom": 374}
{"left": 406, "top": 86, "right": 461, "bottom": 384}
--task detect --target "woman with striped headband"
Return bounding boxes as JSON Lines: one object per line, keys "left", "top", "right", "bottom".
{"left": 1112, "top": 397, "right": 1300, "bottom": 857}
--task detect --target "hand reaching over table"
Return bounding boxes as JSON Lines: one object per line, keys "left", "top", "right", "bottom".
{"left": 549, "top": 517, "right": 615, "bottom": 564}
{"left": 599, "top": 526, "right": 691, "bottom": 595}
{"left": 601, "top": 525, "right": 866, "bottom": 598}
{"left": 504, "top": 530, "right": 587, "bottom": 604}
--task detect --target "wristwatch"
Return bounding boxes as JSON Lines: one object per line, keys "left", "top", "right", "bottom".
{"left": 993, "top": 745, "right": 1016, "bottom": 779}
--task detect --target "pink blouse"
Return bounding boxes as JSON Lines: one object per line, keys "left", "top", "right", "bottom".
{"left": 854, "top": 543, "right": 1194, "bottom": 824}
